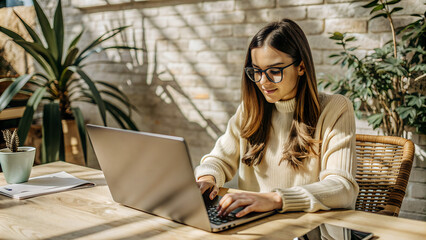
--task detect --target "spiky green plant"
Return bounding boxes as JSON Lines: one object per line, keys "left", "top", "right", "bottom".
{"left": 0, "top": 0, "right": 140, "bottom": 163}
{"left": 2, "top": 129, "right": 19, "bottom": 152}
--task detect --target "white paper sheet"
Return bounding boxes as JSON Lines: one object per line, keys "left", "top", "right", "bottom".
{"left": 0, "top": 171, "right": 95, "bottom": 199}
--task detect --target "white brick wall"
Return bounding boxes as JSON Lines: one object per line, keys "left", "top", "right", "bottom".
{"left": 34, "top": 0, "right": 426, "bottom": 221}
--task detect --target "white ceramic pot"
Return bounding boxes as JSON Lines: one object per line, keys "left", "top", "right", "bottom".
{"left": 0, "top": 147, "right": 36, "bottom": 184}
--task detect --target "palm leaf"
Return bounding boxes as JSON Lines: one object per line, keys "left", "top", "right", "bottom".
{"left": 15, "top": 40, "right": 59, "bottom": 77}
{"left": 0, "top": 74, "right": 34, "bottom": 111}
{"left": 53, "top": 0, "right": 64, "bottom": 64}
{"left": 77, "top": 97, "right": 127, "bottom": 129}
{"left": 63, "top": 46, "right": 79, "bottom": 67}
{"left": 7, "top": 38, "right": 56, "bottom": 78}
{"left": 42, "top": 102, "right": 62, "bottom": 163}
{"left": 105, "top": 103, "right": 127, "bottom": 129}
{"left": 100, "top": 90, "right": 138, "bottom": 113}
{"left": 34, "top": 73, "right": 50, "bottom": 82}
{"left": 33, "top": 0, "right": 58, "bottom": 60}
{"left": 80, "top": 60, "right": 122, "bottom": 68}
{"left": 77, "top": 46, "right": 143, "bottom": 64}
{"left": 95, "top": 81, "right": 128, "bottom": 100}
{"left": 76, "top": 95, "right": 137, "bottom": 130}
{"left": 74, "top": 26, "right": 130, "bottom": 64}
{"left": 68, "top": 66, "right": 107, "bottom": 125}
{"left": 13, "top": 10, "right": 43, "bottom": 45}
{"left": 68, "top": 28, "right": 84, "bottom": 50}
{"left": 0, "top": 26, "right": 25, "bottom": 41}
{"left": 104, "top": 100, "right": 138, "bottom": 130}
{"left": 17, "top": 87, "right": 47, "bottom": 144}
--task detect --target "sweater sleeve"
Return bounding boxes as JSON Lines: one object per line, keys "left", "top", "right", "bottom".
{"left": 194, "top": 105, "right": 243, "bottom": 187}
{"left": 273, "top": 95, "right": 359, "bottom": 212}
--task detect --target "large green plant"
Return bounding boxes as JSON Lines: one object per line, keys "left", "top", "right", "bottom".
{"left": 0, "top": 0, "right": 139, "bottom": 164}
{"left": 319, "top": 0, "right": 425, "bottom": 136}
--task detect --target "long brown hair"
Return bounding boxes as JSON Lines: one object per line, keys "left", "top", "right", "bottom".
{"left": 241, "top": 18, "right": 321, "bottom": 168}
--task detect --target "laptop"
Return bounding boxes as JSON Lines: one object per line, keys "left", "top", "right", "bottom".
{"left": 86, "top": 124, "right": 275, "bottom": 232}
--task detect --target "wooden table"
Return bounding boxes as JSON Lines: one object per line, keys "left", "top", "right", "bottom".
{"left": 1, "top": 162, "right": 425, "bottom": 239}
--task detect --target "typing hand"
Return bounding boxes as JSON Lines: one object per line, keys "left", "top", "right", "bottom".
{"left": 217, "top": 192, "right": 282, "bottom": 218}
{"left": 196, "top": 175, "right": 219, "bottom": 200}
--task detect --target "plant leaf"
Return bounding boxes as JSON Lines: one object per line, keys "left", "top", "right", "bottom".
{"left": 104, "top": 100, "right": 138, "bottom": 130}
{"left": 387, "top": 0, "right": 401, "bottom": 5}
{"left": 370, "top": 4, "right": 384, "bottom": 14}
{"left": 390, "top": 7, "right": 403, "bottom": 14}
{"left": 345, "top": 36, "right": 356, "bottom": 42}
{"left": 0, "top": 74, "right": 34, "bottom": 112}
{"left": 33, "top": 0, "right": 58, "bottom": 60}
{"left": 4, "top": 37, "right": 56, "bottom": 78}
{"left": 76, "top": 96, "right": 127, "bottom": 129}
{"left": 0, "top": 26, "right": 25, "bottom": 41}
{"left": 13, "top": 10, "right": 43, "bottom": 45}
{"left": 329, "top": 32, "right": 344, "bottom": 40}
{"left": 100, "top": 90, "right": 138, "bottom": 114}
{"left": 75, "top": 26, "right": 130, "bottom": 64}
{"left": 76, "top": 46, "right": 143, "bottom": 65}
{"left": 95, "top": 81, "right": 128, "bottom": 100}
{"left": 362, "top": 0, "right": 379, "bottom": 8}
{"left": 54, "top": 0, "right": 64, "bottom": 64}
{"left": 42, "top": 102, "right": 62, "bottom": 163}
{"left": 63, "top": 46, "right": 79, "bottom": 67}
{"left": 68, "top": 28, "right": 84, "bottom": 50}
{"left": 15, "top": 40, "right": 59, "bottom": 77}
{"left": 370, "top": 13, "right": 388, "bottom": 21}
{"left": 68, "top": 66, "right": 107, "bottom": 126}
{"left": 77, "top": 95, "right": 138, "bottom": 130}
{"left": 367, "top": 112, "right": 384, "bottom": 129}
{"left": 17, "top": 87, "right": 47, "bottom": 144}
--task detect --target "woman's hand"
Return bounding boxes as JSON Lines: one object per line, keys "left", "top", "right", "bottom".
{"left": 217, "top": 192, "right": 283, "bottom": 218}
{"left": 196, "top": 175, "right": 219, "bottom": 200}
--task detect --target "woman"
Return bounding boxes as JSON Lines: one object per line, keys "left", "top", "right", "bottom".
{"left": 195, "top": 18, "right": 359, "bottom": 218}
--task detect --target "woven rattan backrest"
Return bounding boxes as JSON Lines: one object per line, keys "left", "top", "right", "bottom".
{"left": 355, "top": 134, "right": 415, "bottom": 216}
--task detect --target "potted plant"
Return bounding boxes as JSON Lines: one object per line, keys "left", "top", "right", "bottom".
{"left": 0, "top": 0, "right": 140, "bottom": 164}
{"left": 319, "top": 0, "right": 425, "bottom": 137}
{"left": 0, "top": 129, "right": 35, "bottom": 184}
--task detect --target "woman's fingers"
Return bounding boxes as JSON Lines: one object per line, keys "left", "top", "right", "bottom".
{"left": 198, "top": 182, "right": 212, "bottom": 194}
{"left": 218, "top": 194, "right": 251, "bottom": 216}
{"left": 199, "top": 183, "right": 208, "bottom": 194}
{"left": 196, "top": 176, "right": 217, "bottom": 195}
{"left": 235, "top": 205, "right": 254, "bottom": 218}
{"left": 217, "top": 194, "right": 234, "bottom": 212}
{"left": 221, "top": 199, "right": 251, "bottom": 216}
{"left": 209, "top": 185, "right": 219, "bottom": 200}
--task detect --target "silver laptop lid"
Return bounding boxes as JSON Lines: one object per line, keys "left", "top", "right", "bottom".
{"left": 86, "top": 124, "right": 211, "bottom": 231}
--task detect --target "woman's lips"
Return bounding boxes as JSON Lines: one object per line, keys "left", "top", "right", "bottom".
{"left": 263, "top": 88, "right": 277, "bottom": 94}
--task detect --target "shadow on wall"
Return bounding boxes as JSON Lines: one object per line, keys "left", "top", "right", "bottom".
{"left": 71, "top": 1, "right": 244, "bottom": 170}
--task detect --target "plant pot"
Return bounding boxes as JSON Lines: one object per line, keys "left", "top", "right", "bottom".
{"left": 62, "top": 120, "right": 85, "bottom": 166}
{"left": 0, "top": 147, "right": 36, "bottom": 184}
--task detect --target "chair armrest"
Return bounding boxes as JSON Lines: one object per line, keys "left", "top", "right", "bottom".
{"left": 377, "top": 205, "right": 400, "bottom": 217}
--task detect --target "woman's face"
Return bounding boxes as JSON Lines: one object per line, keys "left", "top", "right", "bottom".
{"left": 251, "top": 45, "right": 305, "bottom": 103}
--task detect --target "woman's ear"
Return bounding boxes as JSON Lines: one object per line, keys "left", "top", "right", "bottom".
{"left": 298, "top": 61, "right": 306, "bottom": 76}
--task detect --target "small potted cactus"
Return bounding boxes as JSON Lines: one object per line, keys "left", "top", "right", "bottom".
{"left": 0, "top": 129, "right": 36, "bottom": 184}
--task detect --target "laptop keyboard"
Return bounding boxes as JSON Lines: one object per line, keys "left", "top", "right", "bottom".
{"left": 206, "top": 205, "right": 238, "bottom": 225}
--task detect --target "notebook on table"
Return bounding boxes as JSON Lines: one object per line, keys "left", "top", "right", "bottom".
{"left": 86, "top": 124, "right": 275, "bottom": 232}
{"left": 0, "top": 171, "right": 95, "bottom": 200}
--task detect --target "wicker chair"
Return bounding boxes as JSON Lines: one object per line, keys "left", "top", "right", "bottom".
{"left": 355, "top": 134, "right": 415, "bottom": 217}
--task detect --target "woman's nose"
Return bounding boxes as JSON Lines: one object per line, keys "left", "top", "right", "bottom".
{"left": 259, "top": 72, "right": 269, "bottom": 85}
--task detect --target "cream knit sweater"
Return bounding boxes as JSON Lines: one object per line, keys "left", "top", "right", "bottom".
{"left": 195, "top": 93, "right": 359, "bottom": 213}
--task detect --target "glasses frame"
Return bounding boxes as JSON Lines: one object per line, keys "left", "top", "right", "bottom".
{"left": 244, "top": 61, "right": 296, "bottom": 83}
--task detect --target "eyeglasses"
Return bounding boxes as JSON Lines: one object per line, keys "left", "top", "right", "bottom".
{"left": 244, "top": 61, "right": 296, "bottom": 83}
